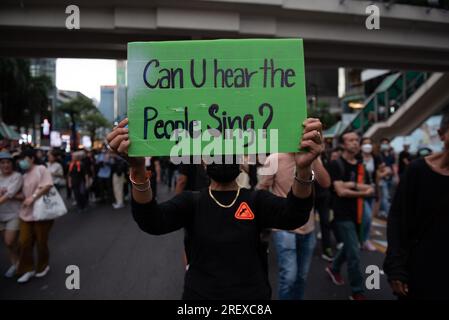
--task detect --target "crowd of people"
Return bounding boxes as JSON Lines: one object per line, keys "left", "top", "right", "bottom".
{"left": 0, "top": 142, "right": 165, "bottom": 283}
{"left": 106, "top": 109, "right": 448, "bottom": 300}
{"left": 1, "top": 109, "right": 448, "bottom": 300}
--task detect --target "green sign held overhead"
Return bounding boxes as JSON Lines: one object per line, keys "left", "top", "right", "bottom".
{"left": 127, "top": 38, "right": 307, "bottom": 157}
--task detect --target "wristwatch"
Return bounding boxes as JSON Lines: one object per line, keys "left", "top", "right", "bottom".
{"left": 294, "top": 170, "right": 315, "bottom": 185}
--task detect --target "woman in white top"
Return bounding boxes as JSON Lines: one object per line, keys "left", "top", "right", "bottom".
{"left": 0, "top": 152, "right": 24, "bottom": 278}
{"left": 47, "top": 150, "right": 65, "bottom": 190}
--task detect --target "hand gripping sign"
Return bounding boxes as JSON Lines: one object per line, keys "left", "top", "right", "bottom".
{"left": 127, "top": 39, "right": 307, "bottom": 161}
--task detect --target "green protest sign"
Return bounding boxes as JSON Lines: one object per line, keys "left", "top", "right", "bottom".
{"left": 127, "top": 39, "right": 307, "bottom": 157}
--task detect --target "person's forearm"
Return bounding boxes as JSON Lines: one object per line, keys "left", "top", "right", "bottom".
{"left": 292, "top": 166, "right": 312, "bottom": 199}
{"left": 312, "top": 158, "right": 331, "bottom": 188}
{"left": 343, "top": 181, "right": 372, "bottom": 191}
{"left": 337, "top": 186, "right": 371, "bottom": 198}
{"left": 0, "top": 195, "right": 8, "bottom": 205}
{"left": 357, "top": 184, "right": 373, "bottom": 192}
{"left": 131, "top": 166, "right": 153, "bottom": 204}
{"left": 34, "top": 185, "right": 52, "bottom": 199}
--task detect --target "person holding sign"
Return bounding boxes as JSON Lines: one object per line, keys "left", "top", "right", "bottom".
{"left": 107, "top": 117, "right": 322, "bottom": 300}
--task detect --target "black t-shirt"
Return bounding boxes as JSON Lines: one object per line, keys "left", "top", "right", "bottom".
{"left": 69, "top": 161, "right": 86, "bottom": 186}
{"left": 131, "top": 188, "right": 313, "bottom": 300}
{"left": 384, "top": 158, "right": 449, "bottom": 299}
{"left": 398, "top": 151, "right": 412, "bottom": 176}
{"left": 328, "top": 157, "right": 365, "bottom": 222}
{"left": 178, "top": 164, "right": 209, "bottom": 191}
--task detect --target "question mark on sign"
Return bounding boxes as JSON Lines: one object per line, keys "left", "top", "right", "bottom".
{"left": 258, "top": 103, "right": 273, "bottom": 139}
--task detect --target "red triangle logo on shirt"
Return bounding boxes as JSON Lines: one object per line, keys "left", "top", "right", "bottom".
{"left": 234, "top": 202, "right": 255, "bottom": 220}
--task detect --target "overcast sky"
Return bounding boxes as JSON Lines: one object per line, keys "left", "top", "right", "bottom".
{"left": 56, "top": 58, "right": 116, "bottom": 102}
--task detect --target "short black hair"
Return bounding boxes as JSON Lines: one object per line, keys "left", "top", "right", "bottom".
{"left": 19, "top": 148, "right": 37, "bottom": 161}
{"left": 361, "top": 137, "right": 372, "bottom": 144}
{"left": 338, "top": 131, "right": 359, "bottom": 145}
{"left": 380, "top": 137, "right": 390, "bottom": 144}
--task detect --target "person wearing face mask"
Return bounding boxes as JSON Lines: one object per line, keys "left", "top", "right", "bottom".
{"left": 326, "top": 131, "right": 375, "bottom": 300}
{"left": 106, "top": 117, "right": 322, "bottom": 299}
{"left": 378, "top": 138, "right": 397, "bottom": 219}
{"left": 16, "top": 148, "right": 54, "bottom": 283}
{"left": 360, "top": 138, "right": 382, "bottom": 252}
{"left": 0, "top": 152, "right": 23, "bottom": 278}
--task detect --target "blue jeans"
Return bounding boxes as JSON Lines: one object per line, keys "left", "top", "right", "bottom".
{"left": 362, "top": 199, "right": 373, "bottom": 243}
{"left": 332, "top": 220, "right": 364, "bottom": 294}
{"left": 380, "top": 179, "right": 392, "bottom": 215}
{"left": 273, "top": 230, "right": 316, "bottom": 300}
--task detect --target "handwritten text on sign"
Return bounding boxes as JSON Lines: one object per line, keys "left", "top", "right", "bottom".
{"left": 127, "top": 39, "right": 307, "bottom": 157}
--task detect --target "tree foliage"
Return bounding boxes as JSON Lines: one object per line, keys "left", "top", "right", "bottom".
{"left": 59, "top": 95, "right": 110, "bottom": 149}
{"left": 0, "top": 58, "right": 52, "bottom": 129}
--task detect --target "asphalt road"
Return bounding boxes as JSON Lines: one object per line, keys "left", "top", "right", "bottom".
{"left": 0, "top": 183, "right": 395, "bottom": 300}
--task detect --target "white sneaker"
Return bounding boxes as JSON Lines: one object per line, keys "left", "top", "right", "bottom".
{"left": 17, "top": 271, "right": 36, "bottom": 283}
{"left": 113, "top": 203, "right": 125, "bottom": 209}
{"left": 4, "top": 264, "right": 17, "bottom": 278}
{"left": 35, "top": 265, "right": 50, "bottom": 278}
{"left": 336, "top": 242, "right": 344, "bottom": 250}
{"left": 363, "top": 240, "right": 377, "bottom": 252}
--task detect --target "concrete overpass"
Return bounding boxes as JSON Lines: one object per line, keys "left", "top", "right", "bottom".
{"left": 365, "top": 72, "right": 449, "bottom": 141}
{"left": 1, "top": 0, "right": 449, "bottom": 70}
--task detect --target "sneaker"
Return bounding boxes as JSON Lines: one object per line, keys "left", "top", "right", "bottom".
{"left": 113, "top": 203, "right": 125, "bottom": 209}
{"left": 363, "top": 240, "right": 377, "bottom": 252}
{"left": 35, "top": 265, "right": 50, "bottom": 278}
{"left": 17, "top": 271, "right": 36, "bottom": 283}
{"left": 321, "top": 248, "right": 334, "bottom": 262}
{"left": 336, "top": 242, "right": 344, "bottom": 250}
{"left": 4, "top": 264, "right": 17, "bottom": 278}
{"left": 349, "top": 293, "right": 367, "bottom": 300}
{"left": 325, "top": 266, "right": 345, "bottom": 286}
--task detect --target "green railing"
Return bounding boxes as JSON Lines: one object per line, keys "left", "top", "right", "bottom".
{"left": 343, "top": 71, "right": 429, "bottom": 135}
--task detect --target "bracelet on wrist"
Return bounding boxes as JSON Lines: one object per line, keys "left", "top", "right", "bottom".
{"left": 294, "top": 170, "right": 315, "bottom": 185}
{"left": 132, "top": 182, "right": 151, "bottom": 192}
{"left": 129, "top": 169, "right": 152, "bottom": 186}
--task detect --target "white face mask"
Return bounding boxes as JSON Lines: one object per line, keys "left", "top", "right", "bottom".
{"left": 362, "top": 144, "right": 373, "bottom": 154}
{"left": 380, "top": 143, "right": 390, "bottom": 151}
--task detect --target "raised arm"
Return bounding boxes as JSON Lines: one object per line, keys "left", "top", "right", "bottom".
{"left": 292, "top": 118, "right": 324, "bottom": 199}
{"left": 132, "top": 191, "right": 195, "bottom": 235}
{"left": 106, "top": 118, "right": 194, "bottom": 235}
